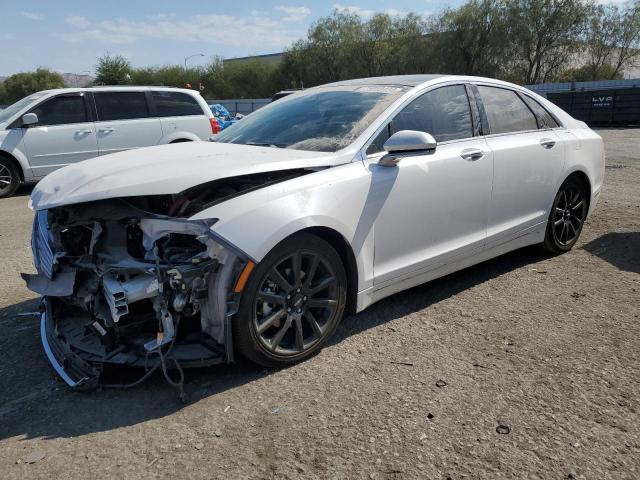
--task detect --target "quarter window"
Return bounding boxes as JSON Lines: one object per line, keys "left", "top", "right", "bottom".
{"left": 152, "top": 91, "right": 204, "bottom": 117}
{"left": 390, "top": 85, "right": 473, "bottom": 143}
{"left": 521, "top": 94, "right": 560, "bottom": 129}
{"left": 94, "top": 92, "right": 149, "bottom": 121}
{"left": 477, "top": 86, "right": 538, "bottom": 134}
{"left": 30, "top": 95, "right": 87, "bottom": 126}
{"left": 366, "top": 124, "right": 391, "bottom": 155}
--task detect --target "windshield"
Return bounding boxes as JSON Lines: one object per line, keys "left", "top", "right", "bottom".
{"left": 0, "top": 92, "right": 48, "bottom": 124}
{"left": 213, "top": 86, "right": 407, "bottom": 152}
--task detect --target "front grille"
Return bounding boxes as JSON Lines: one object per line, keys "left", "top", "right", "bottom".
{"left": 32, "top": 210, "right": 58, "bottom": 279}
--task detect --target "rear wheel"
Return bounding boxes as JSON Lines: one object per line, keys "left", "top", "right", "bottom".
{"left": 234, "top": 233, "right": 347, "bottom": 368}
{"left": 0, "top": 157, "right": 20, "bottom": 198}
{"left": 542, "top": 176, "right": 588, "bottom": 253}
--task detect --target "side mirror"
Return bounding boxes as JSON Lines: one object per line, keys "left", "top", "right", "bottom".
{"left": 21, "top": 113, "right": 39, "bottom": 127}
{"left": 379, "top": 130, "right": 437, "bottom": 166}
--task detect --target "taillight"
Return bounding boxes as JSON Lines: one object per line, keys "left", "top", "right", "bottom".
{"left": 210, "top": 117, "right": 220, "bottom": 134}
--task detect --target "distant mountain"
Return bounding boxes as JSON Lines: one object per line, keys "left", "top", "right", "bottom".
{"left": 0, "top": 76, "right": 5, "bottom": 83}
{"left": 61, "top": 73, "right": 95, "bottom": 87}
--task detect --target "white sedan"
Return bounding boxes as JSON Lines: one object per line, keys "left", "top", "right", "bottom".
{"left": 25, "top": 75, "right": 604, "bottom": 392}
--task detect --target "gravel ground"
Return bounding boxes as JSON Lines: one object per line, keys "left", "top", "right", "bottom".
{"left": 0, "top": 129, "right": 638, "bottom": 480}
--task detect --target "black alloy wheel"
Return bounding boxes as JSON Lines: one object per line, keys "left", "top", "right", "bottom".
{"left": 234, "top": 233, "right": 347, "bottom": 367}
{"left": 0, "top": 158, "right": 20, "bottom": 198}
{"left": 543, "top": 176, "right": 588, "bottom": 253}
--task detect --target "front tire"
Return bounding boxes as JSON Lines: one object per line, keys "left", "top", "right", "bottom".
{"left": 0, "top": 157, "right": 20, "bottom": 198}
{"left": 233, "top": 233, "right": 347, "bottom": 368}
{"left": 542, "top": 176, "right": 588, "bottom": 254}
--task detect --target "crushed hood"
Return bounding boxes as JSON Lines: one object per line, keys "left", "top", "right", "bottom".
{"left": 30, "top": 142, "right": 346, "bottom": 210}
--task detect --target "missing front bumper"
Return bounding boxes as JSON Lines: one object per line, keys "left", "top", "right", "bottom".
{"left": 40, "top": 298, "right": 100, "bottom": 389}
{"left": 40, "top": 297, "right": 228, "bottom": 389}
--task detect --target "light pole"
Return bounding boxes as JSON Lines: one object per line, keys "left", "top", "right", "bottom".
{"left": 184, "top": 53, "right": 204, "bottom": 70}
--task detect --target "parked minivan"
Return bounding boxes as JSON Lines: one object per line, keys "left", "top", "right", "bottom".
{"left": 0, "top": 86, "right": 218, "bottom": 198}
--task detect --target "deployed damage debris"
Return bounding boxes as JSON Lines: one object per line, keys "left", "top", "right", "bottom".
{"left": 23, "top": 171, "right": 310, "bottom": 395}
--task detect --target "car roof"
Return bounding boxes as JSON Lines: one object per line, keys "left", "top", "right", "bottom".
{"left": 35, "top": 86, "right": 201, "bottom": 96}
{"left": 324, "top": 75, "right": 446, "bottom": 88}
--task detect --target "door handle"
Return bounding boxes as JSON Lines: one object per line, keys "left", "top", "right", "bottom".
{"left": 75, "top": 129, "right": 92, "bottom": 134}
{"left": 99, "top": 127, "right": 114, "bottom": 133}
{"left": 460, "top": 148, "right": 484, "bottom": 161}
{"left": 540, "top": 138, "right": 556, "bottom": 149}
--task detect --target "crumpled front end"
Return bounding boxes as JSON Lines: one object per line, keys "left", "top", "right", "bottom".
{"left": 24, "top": 196, "right": 248, "bottom": 390}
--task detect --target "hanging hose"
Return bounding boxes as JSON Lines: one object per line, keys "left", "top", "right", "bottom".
{"left": 103, "top": 315, "right": 186, "bottom": 402}
{"left": 158, "top": 341, "right": 187, "bottom": 402}
{"left": 102, "top": 246, "right": 188, "bottom": 401}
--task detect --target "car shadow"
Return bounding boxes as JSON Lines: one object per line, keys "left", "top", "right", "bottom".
{"left": 11, "top": 182, "right": 36, "bottom": 198}
{"left": 582, "top": 232, "right": 640, "bottom": 274}
{"left": 0, "top": 246, "right": 548, "bottom": 441}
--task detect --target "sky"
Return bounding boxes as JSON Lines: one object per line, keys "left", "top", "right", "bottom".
{"left": 0, "top": 0, "right": 466, "bottom": 76}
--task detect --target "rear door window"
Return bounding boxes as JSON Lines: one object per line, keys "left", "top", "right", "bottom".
{"left": 477, "top": 86, "right": 538, "bottom": 134}
{"left": 94, "top": 92, "right": 150, "bottom": 121}
{"left": 30, "top": 95, "right": 88, "bottom": 126}
{"left": 152, "top": 91, "right": 204, "bottom": 117}
{"left": 390, "top": 85, "right": 473, "bottom": 143}
{"left": 521, "top": 95, "right": 560, "bottom": 129}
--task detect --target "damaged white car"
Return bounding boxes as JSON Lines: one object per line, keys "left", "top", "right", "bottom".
{"left": 24, "top": 75, "right": 604, "bottom": 394}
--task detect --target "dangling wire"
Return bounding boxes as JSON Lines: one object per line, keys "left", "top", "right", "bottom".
{"left": 103, "top": 316, "right": 186, "bottom": 402}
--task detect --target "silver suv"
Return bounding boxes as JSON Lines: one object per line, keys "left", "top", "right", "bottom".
{"left": 0, "top": 86, "right": 217, "bottom": 197}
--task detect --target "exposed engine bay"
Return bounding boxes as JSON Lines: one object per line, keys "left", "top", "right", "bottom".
{"left": 23, "top": 171, "right": 310, "bottom": 396}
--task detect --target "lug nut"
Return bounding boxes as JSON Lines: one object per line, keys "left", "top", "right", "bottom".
{"left": 303, "top": 296, "right": 307, "bottom": 301}
{"left": 287, "top": 307, "right": 291, "bottom": 312}
{"left": 297, "top": 309, "right": 302, "bottom": 313}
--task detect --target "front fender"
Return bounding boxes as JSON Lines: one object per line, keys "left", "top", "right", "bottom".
{"left": 190, "top": 161, "right": 376, "bottom": 292}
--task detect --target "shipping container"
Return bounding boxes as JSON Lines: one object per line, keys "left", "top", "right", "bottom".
{"left": 546, "top": 88, "right": 640, "bottom": 126}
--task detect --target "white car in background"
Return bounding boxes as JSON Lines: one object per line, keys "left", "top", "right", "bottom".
{"left": 25, "top": 75, "right": 604, "bottom": 393}
{"left": 0, "top": 86, "right": 218, "bottom": 197}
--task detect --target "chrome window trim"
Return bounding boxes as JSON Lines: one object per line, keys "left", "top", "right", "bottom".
{"left": 473, "top": 82, "right": 566, "bottom": 130}
{"left": 518, "top": 92, "right": 564, "bottom": 129}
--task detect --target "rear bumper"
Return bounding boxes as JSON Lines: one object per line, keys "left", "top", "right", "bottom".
{"left": 588, "top": 185, "right": 602, "bottom": 218}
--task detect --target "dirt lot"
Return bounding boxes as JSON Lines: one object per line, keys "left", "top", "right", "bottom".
{"left": 0, "top": 129, "right": 638, "bottom": 480}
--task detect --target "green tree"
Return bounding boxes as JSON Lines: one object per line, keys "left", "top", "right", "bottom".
{"left": 611, "top": 1, "right": 640, "bottom": 79}
{"left": 219, "top": 61, "right": 283, "bottom": 98}
{"left": 94, "top": 53, "right": 132, "bottom": 85}
{"left": 505, "top": 0, "right": 591, "bottom": 84}
{"left": 583, "top": 2, "right": 640, "bottom": 80}
{"left": 129, "top": 65, "right": 203, "bottom": 89}
{"left": 1, "top": 68, "right": 64, "bottom": 103}
{"left": 433, "top": 0, "right": 509, "bottom": 77}
{"left": 125, "top": 58, "right": 231, "bottom": 99}
{"left": 281, "top": 10, "right": 434, "bottom": 89}
{"left": 63, "top": 0, "right": 637, "bottom": 100}
{"left": 558, "top": 63, "right": 623, "bottom": 82}
{"left": 389, "top": 13, "right": 434, "bottom": 75}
